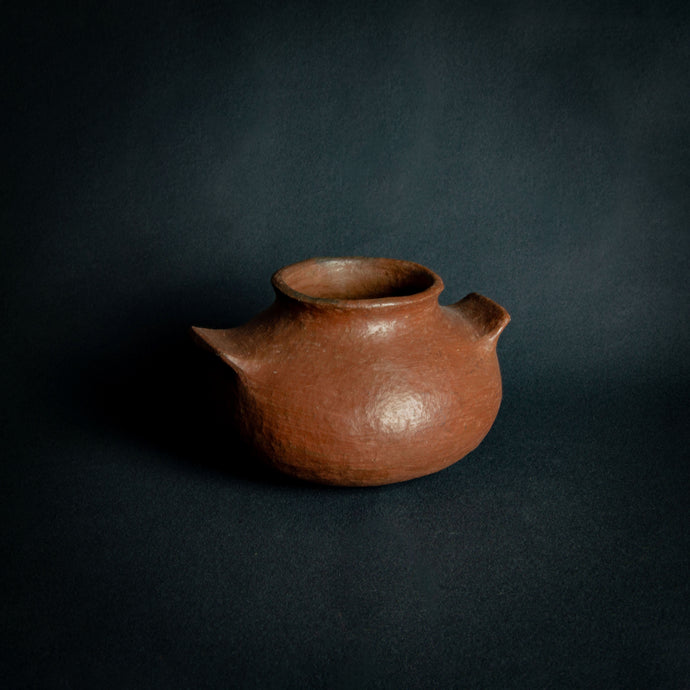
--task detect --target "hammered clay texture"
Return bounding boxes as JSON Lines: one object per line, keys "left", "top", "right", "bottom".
{"left": 192, "top": 257, "right": 510, "bottom": 486}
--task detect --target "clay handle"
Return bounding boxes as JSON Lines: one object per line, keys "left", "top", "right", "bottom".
{"left": 190, "top": 326, "right": 249, "bottom": 378}
{"left": 450, "top": 293, "right": 510, "bottom": 344}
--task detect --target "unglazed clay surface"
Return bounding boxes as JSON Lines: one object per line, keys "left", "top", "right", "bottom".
{"left": 192, "top": 257, "right": 510, "bottom": 486}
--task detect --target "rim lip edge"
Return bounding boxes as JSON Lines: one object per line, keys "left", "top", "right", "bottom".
{"left": 271, "top": 256, "right": 444, "bottom": 308}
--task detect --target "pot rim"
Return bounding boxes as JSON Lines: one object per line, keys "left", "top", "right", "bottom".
{"left": 271, "top": 256, "right": 444, "bottom": 309}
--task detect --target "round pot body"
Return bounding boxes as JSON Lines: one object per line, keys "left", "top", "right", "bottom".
{"left": 192, "top": 257, "right": 509, "bottom": 486}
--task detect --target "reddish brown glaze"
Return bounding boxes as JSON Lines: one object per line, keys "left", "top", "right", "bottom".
{"left": 192, "top": 257, "right": 510, "bottom": 486}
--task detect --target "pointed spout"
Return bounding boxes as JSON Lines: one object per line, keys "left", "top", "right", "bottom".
{"left": 190, "top": 326, "right": 250, "bottom": 378}
{"left": 451, "top": 293, "right": 510, "bottom": 346}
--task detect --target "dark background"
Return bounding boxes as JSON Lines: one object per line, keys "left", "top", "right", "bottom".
{"left": 3, "top": 1, "right": 689, "bottom": 687}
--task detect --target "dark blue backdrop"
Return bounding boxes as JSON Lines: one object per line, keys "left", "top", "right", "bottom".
{"left": 4, "top": 1, "right": 689, "bottom": 687}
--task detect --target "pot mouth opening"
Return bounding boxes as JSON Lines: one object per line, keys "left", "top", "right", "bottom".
{"left": 272, "top": 257, "right": 443, "bottom": 307}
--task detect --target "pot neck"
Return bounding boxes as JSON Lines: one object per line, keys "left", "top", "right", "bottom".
{"left": 271, "top": 257, "right": 444, "bottom": 318}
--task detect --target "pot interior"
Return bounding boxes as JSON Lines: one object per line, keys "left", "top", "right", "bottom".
{"left": 277, "top": 258, "right": 438, "bottom": 301}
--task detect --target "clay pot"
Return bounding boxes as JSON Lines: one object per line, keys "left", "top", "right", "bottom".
{"left": 192, "top": 257, "right": 509, "bottom": 486}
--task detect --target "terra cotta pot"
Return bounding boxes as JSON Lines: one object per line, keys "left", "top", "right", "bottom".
{"left": 192, "top": 257, "right": 509, "bottom": 486}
